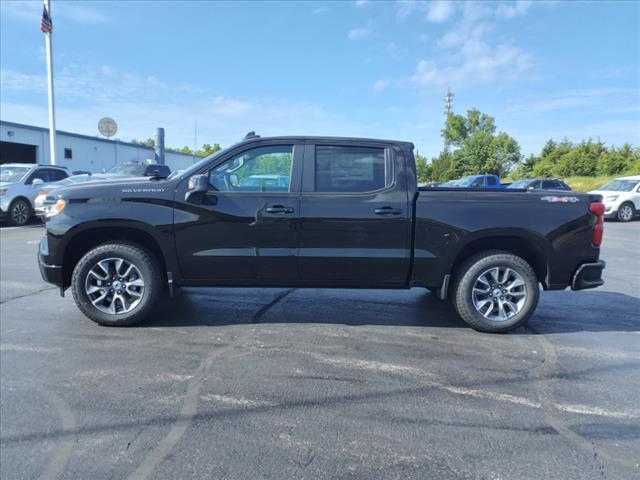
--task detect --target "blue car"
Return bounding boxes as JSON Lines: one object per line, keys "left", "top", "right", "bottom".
{"left": 439, "top": 174, "right": 504, "bottom": 189}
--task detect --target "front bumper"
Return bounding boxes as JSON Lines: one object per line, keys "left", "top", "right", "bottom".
{"left": 571, "top": 260, "right": 605, "bottom": 290}
{"left": 38, "top": 235, "right": 64, "bottom": 290}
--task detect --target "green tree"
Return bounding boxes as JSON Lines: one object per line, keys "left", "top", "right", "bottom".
{"left": 415, "top": 153, "right": 432, "bottom": 183}
{"left": 197, "top": 143, "right": 222, "bottom": 157}
{"left": 436, "top": 108, "right": 521, "bottom": 179}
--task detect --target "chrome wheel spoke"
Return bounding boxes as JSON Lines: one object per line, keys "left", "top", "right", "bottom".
{"left": 90, "top": 291, "right": 107, "bottom": 306}
{"left": 472, "top": 266, "right": 527, "bottom": 322}
{"left": 125, "top": 287, "right": 142, "bottom": 298}
{"left": 85, "top": 257, "right": 145, "bottom": 315}
{"left": 126, "top": 278, "right": 144, "bottom": 287}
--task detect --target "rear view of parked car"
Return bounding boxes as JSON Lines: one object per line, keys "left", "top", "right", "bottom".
{"left": 0, "top": 163, "right": 69, "bottom": 226}
{"left": 507, "top": 178, "right": 572, "bottom": 191}
{"left": 589, "top": 175, "right": 640, "bottom": 222}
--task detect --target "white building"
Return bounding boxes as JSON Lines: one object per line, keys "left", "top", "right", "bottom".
{"left": 0, "top": 120, "right": 198, "bottom": 173}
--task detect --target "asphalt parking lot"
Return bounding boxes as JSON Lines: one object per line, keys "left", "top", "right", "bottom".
{"left": 1, "top": 221, "right": 639, "bottom": 479}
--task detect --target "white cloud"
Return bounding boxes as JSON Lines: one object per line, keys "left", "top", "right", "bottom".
{"left": 411, "top": 43, "right": 531, "bottom": 90}
{"left": 406, "top": 0, "right": 543, "bottom": 91}
{"left": 495, "top": 0, "right": 534, "bottom": 20}
{"left": 426, "top": 1, "right": 455, "bottom": 23}
{"left": 0, "top": 64, "right": 359, "bottom": 149}
{"left": 372, "top": 79, "right": 389, "bottom": 92}
{"left": 510, "top": 88, "right": 640, "bottom": 113}
{"left": 396, "top": 1, "right": 456, "bottom": 22}
{"left": 348, "top": 20, "right": 374, "bottom": 40}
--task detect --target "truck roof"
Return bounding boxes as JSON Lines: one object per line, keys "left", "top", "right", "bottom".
{"left": 237, "top": 135, "right": 414, "bottom": 149}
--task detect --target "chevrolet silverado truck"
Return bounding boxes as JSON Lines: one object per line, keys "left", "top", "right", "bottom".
{"left": 38, "top": 134, "right": 606, "bottom": 333}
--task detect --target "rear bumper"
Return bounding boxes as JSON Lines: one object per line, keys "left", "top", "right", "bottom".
{"left": 571, "top": 260, "right": 605, "bottom": 290}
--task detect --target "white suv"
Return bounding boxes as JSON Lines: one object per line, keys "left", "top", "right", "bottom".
{"left": 589, "top": 175, "right": 640, "bottom": 222}
{"left": 0, "top": 163, "right": 69, "bottom": 226}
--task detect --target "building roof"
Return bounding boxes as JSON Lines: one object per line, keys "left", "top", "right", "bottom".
{"left": 0, "top": 120, "right": 192, "bottom": 157}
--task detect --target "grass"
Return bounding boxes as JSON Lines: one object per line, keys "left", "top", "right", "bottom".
{"left": 563, "top": 176, "right": 616, "bottom": 192}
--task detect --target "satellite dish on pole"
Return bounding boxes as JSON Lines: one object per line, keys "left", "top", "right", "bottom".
{"left": 98, "top": 117, "right": 117, "bottom": 138}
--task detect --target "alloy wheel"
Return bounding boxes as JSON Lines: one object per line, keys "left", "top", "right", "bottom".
{"left": 11, "top": 202, "right": 29, "bottom": 225}
{"left": 619, "top": 205, "right": 634, "bottom": 222}
{"left": 85, "top": 257, "right": 145, "bottom": 315}
{"left": 472, "top": 267, "right": 527, "bottom": 321}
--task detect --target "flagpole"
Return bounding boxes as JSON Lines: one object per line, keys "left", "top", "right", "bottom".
{"left": 43, "top": 0, "right": 57, "bottom": 165}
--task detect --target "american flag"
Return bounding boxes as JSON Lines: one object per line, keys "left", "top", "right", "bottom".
{"left": 40, "top": 5, "right": 52, "bottom": 34}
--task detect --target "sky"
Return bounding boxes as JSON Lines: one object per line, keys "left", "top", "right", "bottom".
{"left": 1, "top": 0, "right": 639, "bottom": 158}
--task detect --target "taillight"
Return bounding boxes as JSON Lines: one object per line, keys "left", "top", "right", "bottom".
{"left": 589, "top": 201, "right": 605, "bottom": 247}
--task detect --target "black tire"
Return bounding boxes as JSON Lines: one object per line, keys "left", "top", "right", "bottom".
{"left": 616, "top": 202, "right": 635, "bottom": 222}
{"left": 452, "top": 250, "right": 539, "bottom": 333}
{"left": 71, "top": 242, "right": 164, "bottom": 326}
{"left": 8, "top": 198, "right": 32, "bottom": 226}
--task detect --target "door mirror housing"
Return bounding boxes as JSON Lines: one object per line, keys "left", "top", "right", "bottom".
{"left": 31, "top": 178, "right": 44, "bottom": 188}
{"left": 185, "top": 174, "right": 209, "bottom": 203}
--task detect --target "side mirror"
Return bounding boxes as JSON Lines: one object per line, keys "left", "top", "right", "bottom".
{"left": 185, "top": 174, "right": 209, "bottom": 203}
{"left": 32, "top": 178, "right": 44, "bottom": 188}
{"left": 528, "top": 186, "right": 535, "bottom": 190}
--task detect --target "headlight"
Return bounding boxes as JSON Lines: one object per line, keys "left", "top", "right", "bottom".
{"left": 604, "top": 195, "right": 618, "bottom": 202}
{"left": 47, "top": 199, "right": 67, "bottom": 217}
{"left": 0, "top": 188, "right": 7, "bottom": 196}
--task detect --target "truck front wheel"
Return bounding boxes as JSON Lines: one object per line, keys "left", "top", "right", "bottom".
{"left": 71, "top": 242, "right": 163, "bottom": 326}
{"left": 452, "top": 251, "right": 539, "bottom": 333}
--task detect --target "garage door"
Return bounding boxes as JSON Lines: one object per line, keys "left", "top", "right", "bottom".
{"left": 0, "top": 141, "right": 37, "bottom": 165}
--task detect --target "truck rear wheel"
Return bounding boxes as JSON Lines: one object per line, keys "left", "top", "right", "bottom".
{"left": 71, "top": 242, "right": 163, "bottom": 326}
{"left": 452, "top": 251, "right": 539, "bottom": 333}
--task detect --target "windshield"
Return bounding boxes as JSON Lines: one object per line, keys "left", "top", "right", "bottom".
{"left": 107, "top": 163, "right": 147, "bottom": 176}
{"left": 174, "top": 147, "right": 229, "bottom": 179}
{"left": 507, "top": 180, "right": 533, "bottom": 189}
{"left": 597, "top": 179, "right": 639, "bottom": 192}
{"left": 0, "top": 166, "right": 31, "bottom": 183}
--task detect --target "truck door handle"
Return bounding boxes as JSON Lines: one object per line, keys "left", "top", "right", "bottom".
{"left": 374, "top": 207, "right": 402, "bottom": 216}
{"left": 265, "top": 205, "right": 294, "bottom": 214}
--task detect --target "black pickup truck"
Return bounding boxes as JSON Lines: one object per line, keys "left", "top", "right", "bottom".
{"left": 38, "top": 134, "right": 606, "bottom": 332}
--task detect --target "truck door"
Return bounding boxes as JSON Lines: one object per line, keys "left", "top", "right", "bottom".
{"left": 174, "top": 143, "right": 302, "bottom": 284}
{"left": 297, "top": 143, "right": 411, "bottom": 287}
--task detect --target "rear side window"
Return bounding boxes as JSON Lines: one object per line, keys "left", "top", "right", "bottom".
{"left": 314, "top": 146, "right": 387, "bottom": 193}
{"left": 49, "top": 169, "right": 68, "bottom": 181}
{"left": 543, "top": 180, "right": 559, "bottom": 189}
{"left": 486, "top": 176, "right": 497, "bottom": 186}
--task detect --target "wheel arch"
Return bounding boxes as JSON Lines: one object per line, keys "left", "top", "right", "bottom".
{"left": 450, "top": 232, "right": 550, "bottom": 287}
{"left": 9, "top": 195, "right": 33, "bottom": 209}
{"left": 61, "top": 223, "right": 170, "bottom": 289}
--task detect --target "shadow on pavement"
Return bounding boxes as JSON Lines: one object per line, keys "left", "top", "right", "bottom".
{"left": 142, "top": 288, "right": 640, "bottom": 334}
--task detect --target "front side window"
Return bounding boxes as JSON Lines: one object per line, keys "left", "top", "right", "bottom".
{"left": 486, "top": 176, "right": 498, "bottom": 186}
{"left": 470, "top": 177, "right": 484, "bottom": 188}
{"left": 315, "top": 146, "right": 386, "bottom": 193}
{"left": 27, "top": 169, "right": 51, "bottom": 184}
{"left": 49, "top": 169, "right": 68, "bottom": 181}
{"left": 209, "top": 145, "right": 292, "bottom": 192}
